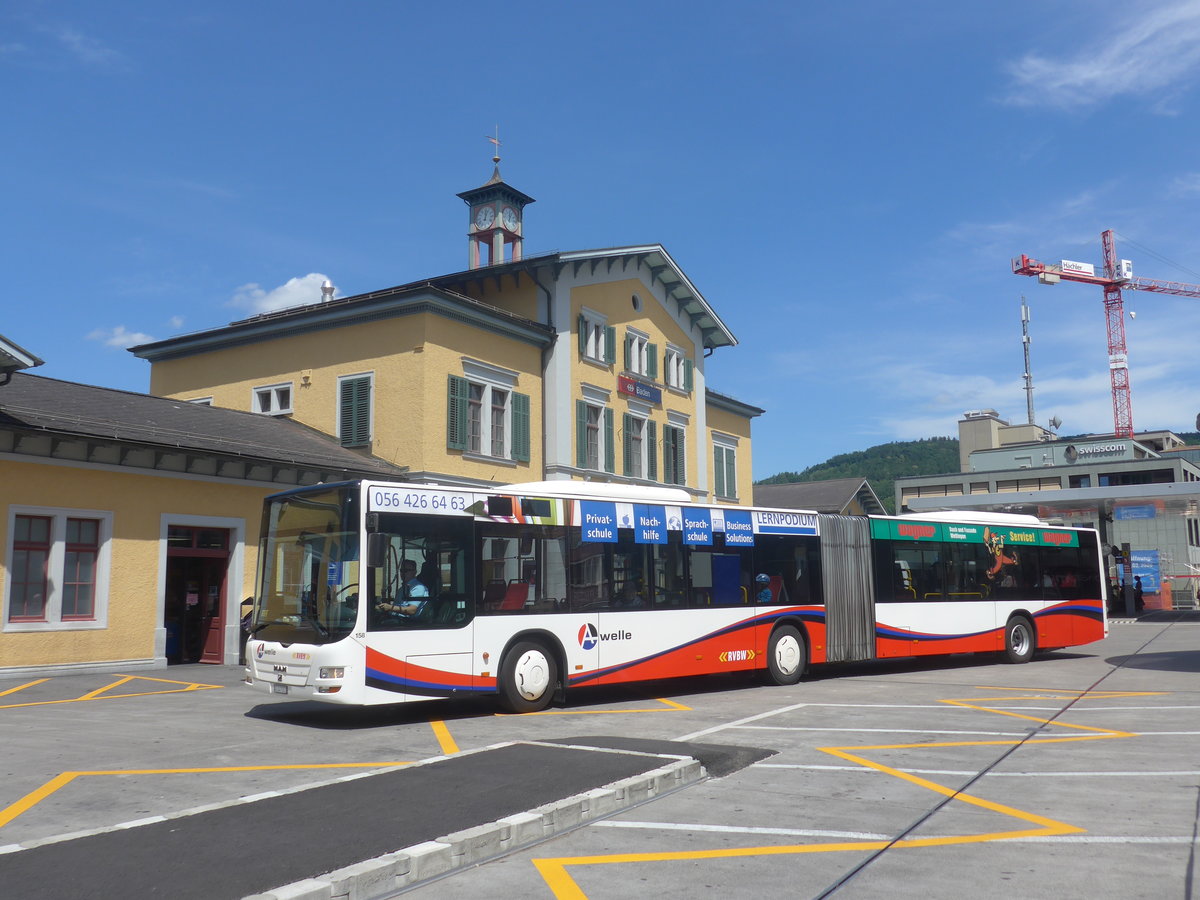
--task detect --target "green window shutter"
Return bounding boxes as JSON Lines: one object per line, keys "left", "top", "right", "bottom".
{"left": 578, "top": 315, "right": 587, "bottom": 355}
{"left": 603, "top": 408, "right": 615, "bottom": 473}
{"left": 683, "top": 359, "right": 694, "bottom": 393}
{"left": 604, "top": 326, "right": 616, "bottom": 364}
{"left": 340, "top": 377, "right": 371, "bottom": 448}
{"left": 714, "top": 446, "right": 726, "bottom": 497}
{"left": 663, "top": 426, "right": 676, "bottom": 483}
{"left": 622, "top": 413, "right": 634, "bottom": 476}
{"left": 623, "top": 335, "right": 631, "bottom": 372}
{"left": 446, "top": 375, "right": 469, "bottom": 450}
{"left": 647, "top": 420, "right": 658, "bottom": 481}
{"left": 576, "top": 400, "right": 588, "bottom": 468}
{"left": 725, "top": 447, "right": 737, "bottom": 499}
{"left": 511, "top": 392, "right": 530, "bottom": 462}
{"left": 676, "top": 429, "right": 687, "bottom": 485}
{"left": 646, "top": 343, "right": 658, "bottom": 381}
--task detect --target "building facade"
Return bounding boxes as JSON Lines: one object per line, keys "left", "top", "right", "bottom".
{"left": 133, "top": 169, "right": 763, "bottom": 506}
{"left": 0, "top": 372, "right": 408, "bottom": 677}
{"left": 897, "top": 411, "right": 1200, "bottom": 610}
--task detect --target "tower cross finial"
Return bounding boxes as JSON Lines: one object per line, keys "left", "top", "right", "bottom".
{"left": 486, "top": 125, "right": 501, "bottom": 164}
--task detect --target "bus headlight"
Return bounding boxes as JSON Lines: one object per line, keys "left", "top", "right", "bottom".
{"left": 319, "top": 667, "right": 345, "bottom": 679}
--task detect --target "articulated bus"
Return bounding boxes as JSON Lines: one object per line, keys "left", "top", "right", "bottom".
{"left": 244, "top": 479, "right": 1107, "bottom": 712}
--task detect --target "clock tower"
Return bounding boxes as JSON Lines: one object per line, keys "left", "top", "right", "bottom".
{"left": 457, "top": 141, "right": 534, "bottom": 270}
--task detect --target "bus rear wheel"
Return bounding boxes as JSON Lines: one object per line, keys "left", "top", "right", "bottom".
{"left": 498, "top": 641, "right": 557, "bottom": 713}
{"left": 1003, "top": 616, "right": 1035, "bottom": 664}
{"left": 766, "top": 625, "right": 806, "bottom": 685}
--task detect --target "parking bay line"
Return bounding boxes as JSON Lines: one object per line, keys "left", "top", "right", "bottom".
{"left": 536, "top": 688, "right": 1148, "bottom": 898}
{"left": 591, "top": 820, "right": 1200, "bottom": 845}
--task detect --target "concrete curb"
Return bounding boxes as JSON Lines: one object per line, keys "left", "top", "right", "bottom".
{"left": 244, "top": 753, "right": 706, "bottom": 900}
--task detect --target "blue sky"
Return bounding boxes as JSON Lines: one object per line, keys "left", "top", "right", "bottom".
{"left": 6, "top": 1, "right": 1200, "bottom": 480}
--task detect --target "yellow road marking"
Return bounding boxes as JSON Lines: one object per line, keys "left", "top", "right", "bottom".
{"left": 0, "top": 679, "right": 48, "bottom": 697}
{"left": 431, "top": 720, "right": 459, "bottom": 755}
{"left": 0, "top": 674, "right": 222, "bottom": 710}
{"left": 0, "top": 762, "right": 410, "bottom": 829}
{"left": 532, "top": 687, "right": 1152, "bottom": 896}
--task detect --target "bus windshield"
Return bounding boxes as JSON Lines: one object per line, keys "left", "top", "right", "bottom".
{"left": 252, "top": 486, "right": 361, "bottom": 645}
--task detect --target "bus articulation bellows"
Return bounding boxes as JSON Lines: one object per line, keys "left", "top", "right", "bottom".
{"left": 244, "top": 480, "right": 1107, "bottom": 712}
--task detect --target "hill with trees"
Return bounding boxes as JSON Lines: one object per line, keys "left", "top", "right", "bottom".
{"left": 757, "top": 437, "right": 960, "bottom": 514}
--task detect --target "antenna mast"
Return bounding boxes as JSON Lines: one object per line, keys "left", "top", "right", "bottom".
{"left": 1021, "top": 296, "right": 1035, "bottom": 426}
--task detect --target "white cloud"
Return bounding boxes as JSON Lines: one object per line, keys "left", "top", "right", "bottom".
{"left": 51, "top": 27, "right": 123, "bottom": 67}
{"left": 1169, "top": 173, "right": 1200, "bottom": 196}
{"left": 1002, "top": 1, "right": 1200, "bottom": 110}
{"left": 87, "top": 325, "right": 155, "bottom": 349}
{"left": 168, "top": 316, "right": 185, "bottom": 330}
{"left": 229, "top": 273, "right": 336, "bottom": 314}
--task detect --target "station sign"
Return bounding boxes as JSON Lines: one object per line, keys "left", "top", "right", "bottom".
{"left": 617, "top": 375, "right": 662, "bottom": 404}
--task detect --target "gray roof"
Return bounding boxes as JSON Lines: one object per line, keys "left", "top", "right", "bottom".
{"left": 0, "top": 373, "right": 407, "bottom": 483}
{"left": 754, "top": 478, "right": 885, "bottom": 515}
{"left": 130, "top": 244, "right": 737, "bottom": 362}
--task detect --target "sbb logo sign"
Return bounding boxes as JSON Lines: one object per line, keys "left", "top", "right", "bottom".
{"left": 578, "top": 623, "right": 599, "bottom": 650}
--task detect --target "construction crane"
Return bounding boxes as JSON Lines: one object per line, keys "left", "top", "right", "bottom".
{"left": 1012, "top": 229, "right": 1200, "bottom": 438}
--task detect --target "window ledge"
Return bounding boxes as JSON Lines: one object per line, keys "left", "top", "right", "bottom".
{"left": 463, "top": 452, "right": 519, "bottom": 467}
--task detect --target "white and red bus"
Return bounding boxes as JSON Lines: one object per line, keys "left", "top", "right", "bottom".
{"left": 244, "top": 480, "right": 1107, "bottom": 712}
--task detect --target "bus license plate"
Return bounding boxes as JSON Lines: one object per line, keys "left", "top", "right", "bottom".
{"left": 272, "top": 684, "right": 288, "bottom": 695}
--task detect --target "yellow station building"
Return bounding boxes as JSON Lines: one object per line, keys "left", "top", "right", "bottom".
{"left": 135, "top": 166, "right": 762, "bottom": 504}
{"left": 2, "top": 166, "right": 765, "bottom": 677}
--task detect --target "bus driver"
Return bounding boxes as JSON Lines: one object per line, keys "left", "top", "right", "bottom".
{"left": 376, "top": 560, "right": 430, "bottom": 619}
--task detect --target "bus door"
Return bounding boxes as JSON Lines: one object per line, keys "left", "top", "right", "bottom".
{"left": 819, "top": 515, "right": 876, "bottom": 662}
{"left": 365, "top": 521, "right": 475, "bottom": 700}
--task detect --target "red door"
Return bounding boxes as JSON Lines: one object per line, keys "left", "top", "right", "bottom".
{"left": 166, "top": 527, "right": 230, "bottom": 665}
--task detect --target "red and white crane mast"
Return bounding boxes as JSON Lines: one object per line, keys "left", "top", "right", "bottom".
{"left": 1012, "top": 230, "right": 1200, "bottom": 439}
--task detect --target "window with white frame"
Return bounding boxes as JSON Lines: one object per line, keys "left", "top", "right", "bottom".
{"left": 578, "top": 310, "right": 615, "bottom": 364}
{"left": 713, "top": 435, "right": 739, "bottom": 500}
{"left": 5, "top": 507, "right": 111, "bottom": 630}
{"left": 585, "top": 404, "right": 602, "bottom": 470}
{"left": 253, "top": 382, "right": 293, "bottom": 415}
{"left": 338, "top": 373, "right": 373, "bottom": 447}
{"left": 663, "top": 346, "right": 694, "bottom": 392}
{"left": 663, "top": 423, "right": 687, "bottom": 486}
{"left": 188, "top": 397, "right": 214, "bottom": 406}
{"left": 622, "top": 413, "right": 658, "bottom": 481}
{"left": 576, "top": 391, "right": 614, "bottom": 473}
{"left": 448, "top": 360, "right": 530, "bottom": 462}
{"left": 624, "top": 329, "right": 658, "bottom": 379}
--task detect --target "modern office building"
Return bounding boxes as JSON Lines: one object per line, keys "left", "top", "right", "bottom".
{"left": 897, "top": 410, "right": 1200, "bottom": 610}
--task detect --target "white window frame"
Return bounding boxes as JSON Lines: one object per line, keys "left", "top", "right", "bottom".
{"left": 581, "top": 308, "right": 608, "bottom": 364}
{"left": 664, "top": 345, "right": 686, "bottom": 390}
{"left": 581, "top": 384, "right": 611, "bottom": 472}
{"left": 625, "top": 328, "right": 650, "bottom": 377}
{"left": 462, "top": 358, "right": 518, "bottom": 461}
{"left": 4, "top": 506, "right": 113, "bottom": 632}
{"left": 713, "top": 433, "right": 740, "bottom": 500}
{"left": 625, "top": 399, "right": 652, "bottom": 480}
{"left": 252, "top": 382, "right": 293, "bottom": 415}
{"left": 663, "top": 411, "right": 689, "bottom": 487}
{"left": 187, "top": 397, "right": 213, "bottom": 406}
{"left": 627, "top": 415, "right": 646, "bottom": 479}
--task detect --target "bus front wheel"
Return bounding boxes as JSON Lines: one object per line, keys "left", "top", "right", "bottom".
{"left": 1003, "top": 616, "right": 1035, "bottom": 664}
{"left": 766, "top": 625, "right": 806, "bottom": 685}
{"left": 498, "top": 641, "right": 558, "bottom": 713}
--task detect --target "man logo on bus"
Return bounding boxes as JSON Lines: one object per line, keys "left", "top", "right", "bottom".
{"left": 578, "top": 623, "right": 599, "bottom": 650}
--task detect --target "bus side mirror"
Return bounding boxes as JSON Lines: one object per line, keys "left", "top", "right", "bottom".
{"left": 367, "top": 533, "right": 389, "bottom": 568}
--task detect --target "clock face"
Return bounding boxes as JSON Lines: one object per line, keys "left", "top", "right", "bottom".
{"left": 474, "top": 206, "right": 495, "bottom": 229}
{"left": 501, "top": 206, "right": 518, "bottom": 231}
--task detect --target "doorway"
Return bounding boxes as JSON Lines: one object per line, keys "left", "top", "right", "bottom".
{"left": 165, "top": 526, "right": 230, "bottom": 664}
